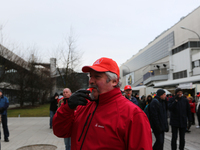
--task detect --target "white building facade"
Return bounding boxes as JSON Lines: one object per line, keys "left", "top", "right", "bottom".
{"left": 120, "top": 6, "right": 200, "bottom": 97}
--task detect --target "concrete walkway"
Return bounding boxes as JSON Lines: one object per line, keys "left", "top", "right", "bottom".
{"left": 1, "top": 117, "right": 200, "bottom": 150}
{"left": 1, "top": 117, "right": 65, "bottom": 150}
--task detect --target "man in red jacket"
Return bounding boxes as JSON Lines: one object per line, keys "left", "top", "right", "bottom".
{"left": 53, "top": 57, "right": 152, "bottom": 150}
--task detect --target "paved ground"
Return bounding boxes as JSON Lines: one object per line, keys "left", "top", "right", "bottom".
{"left": 1, "top": 117, "right": 65, "bottom": 150}
{"left": 1, "top": 117, "right": 200, "bottom": 150}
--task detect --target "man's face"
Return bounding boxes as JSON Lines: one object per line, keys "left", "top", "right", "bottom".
{"left": 0, "top": 92, "right": 2, "bottom": 97}
{"left": 124, "top": 89, "right": 132, "bottom": 97}
{"left": 177, "top": 91, "right": 183, "bottom": 98}
{"left": 89, "top": 70, "right": 117, "bottom": 94}
{"left": 160, "top": 93, "right": 166, "bottom": 100}
{"left": 63, "top": 89, "right": 72, "bottom": 98}
{"left": 55, "top": 96, "right": 58, "bottom": 99}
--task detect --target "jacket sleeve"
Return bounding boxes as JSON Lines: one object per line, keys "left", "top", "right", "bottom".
{"left": 4, "top": 97, "right": 9, "bottom": 109}
{"left": 150, "top": 100, "right": 161, "bottom": 132}
{"left": 125, "top": 111, "right": 153, "bottom": 150}
{"left": 168, "top": 98, "right": 177, "bottom": 111}
{"left": 53, "top": 102, "right": 75, "bottom": 138}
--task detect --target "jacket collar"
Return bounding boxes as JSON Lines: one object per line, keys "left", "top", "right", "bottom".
{"left": 98, "top": 88, "right": 121, "bottom": 105}
{"left": 154, "top": 95, "right": 161, "bottom": 101}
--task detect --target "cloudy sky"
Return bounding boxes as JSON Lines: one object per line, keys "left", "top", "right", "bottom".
{"left": 0, "top": 0, "right": 199, "bottom": 71}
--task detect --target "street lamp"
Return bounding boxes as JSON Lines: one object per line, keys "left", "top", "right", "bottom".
{"left": 122, "top": 64, "right": 130, "bottom": 75}
{"left": 180, "top": 26, "right": 200, "bottom": 47}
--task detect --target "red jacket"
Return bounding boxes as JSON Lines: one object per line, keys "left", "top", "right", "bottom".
{"left": 53, "top": 88, "right": 152, "bottom": 150}
{"left": 189, "top": 101, "right": 196, "bottom": 113}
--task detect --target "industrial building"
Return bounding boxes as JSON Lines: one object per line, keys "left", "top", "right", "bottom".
{"left": 120, "top": 6, "right": 200, "bottom": 97}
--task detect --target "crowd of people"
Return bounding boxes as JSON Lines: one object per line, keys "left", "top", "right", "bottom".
{"left": 49, "top": 57, "right": 200, "bottom": 150}
{"left": 0, "top": 56, "right": 199, "bottom": 149}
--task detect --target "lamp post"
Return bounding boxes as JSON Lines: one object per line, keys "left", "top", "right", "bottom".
{"left": 122, "top": 64, "right": 131, "bottom": 75}
{"left": 180, "top": 26, "right": 200, "bottom": 47}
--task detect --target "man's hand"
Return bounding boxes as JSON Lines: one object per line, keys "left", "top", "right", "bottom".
{"left": 174, "top": 95, "right": 180, "bottom": 102}
{"left": 68, "top": 90, "right": 92, "bottom": 109}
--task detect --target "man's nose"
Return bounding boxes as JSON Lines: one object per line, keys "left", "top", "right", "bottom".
{"left": 89, "top": 76, "right": 94, "bottom": 84}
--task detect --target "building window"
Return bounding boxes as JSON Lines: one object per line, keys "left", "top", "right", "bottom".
{"left": 173, "top": 70, "right": 187, "bottom": 79}
{"left": 192, "top": 60, "right": 200, "bottom": 69}
{"left": 190, "top": 41, "right": 199, "bottom": 47}
{"left": 172, "top": 41, "right": 199, "bottom": 55}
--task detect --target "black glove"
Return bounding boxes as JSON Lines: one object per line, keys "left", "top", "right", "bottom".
{"left": 68, "top": 90, "right": 92, "bottom": 109}
{"left": 174, "top": 95, "right": 179, "bottom": 100}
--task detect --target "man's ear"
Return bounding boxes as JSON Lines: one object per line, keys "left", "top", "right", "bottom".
{"left": 111, "top": 79, "right": 118, "bottom": 87}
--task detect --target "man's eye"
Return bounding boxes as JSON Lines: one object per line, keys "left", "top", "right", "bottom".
{"left": 95, "top": 75, "right": 101, "bottom": 78}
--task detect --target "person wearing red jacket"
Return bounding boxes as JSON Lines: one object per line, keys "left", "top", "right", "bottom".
{"left": 53, "top": 57, "right": 152, "bottom": 150}
{"left": 188, "top": 96, "right": 196, "bottom": 125}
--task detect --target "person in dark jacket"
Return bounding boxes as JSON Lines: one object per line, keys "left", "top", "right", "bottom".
{"left": 50, "top": 92, "right": 59, "bottom": 129}
{"left": 145, "top": 95, "right": 152, "bottom": 107}
{"left": 150, "top": 89, "right": 169, "bottom": 150}
{"left": 124, "top": 85, "right": 139, "bottom": 106}
{"left": 140, "top": 95, "right": 146, "bottom": 110}
{"left": 135, "top": 93, "right": 143, "bottom": 109}
{"left": 168, "top": 88, "right": 192, "bottom": 150}
{"left": 0, "top": 89, "right": 9, "bottom": 142}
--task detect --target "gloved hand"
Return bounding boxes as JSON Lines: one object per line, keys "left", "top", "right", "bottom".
{"left": 174, "top": 95, "right": 179, "bottom": 100}
{"left": 68, "top": 90, "right": 92, "bottom": 109}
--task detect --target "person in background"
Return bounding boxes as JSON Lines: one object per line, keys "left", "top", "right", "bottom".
{"left": 135, "top": 93, "right": 143, "bottom": 109}
{"left": 59, "top": 88, "right": 72, "bottom": 150}
{"left": 49, "top": 93, "right": 59, "bottom": 129}
{"left": 196, "top": 93, "right": 200, "bottom": 129}
{"left": 141, "top": 95, "right": 146, "bottom": 110}
{"left": 166, "top": 94, "right": 170, "bottom": 101}
{"left": 168, "top": 88, "right": 192, "bottom": 150}
{"left": 0, "top": 89, "right": 9, "bottom": 142}
{"left": 188, "top": 96, "right": 196, "bottom": 125}
{"left": 124, "top": 85, "right": 139, "bottom": 106}
{"left": 146, "top": 95, "right": 153, "bottom": 106}
{"left": 150, "top": 89, "right": 168, "bottom": 150}
{"left": 183, "top": 92, "right": 188, "bottom": 99}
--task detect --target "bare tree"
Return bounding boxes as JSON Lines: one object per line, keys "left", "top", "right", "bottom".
{"left": 0, "top": 26, "right": 52, "bottom": 107}
{"left": 55, "top": 30, "right": 84, "bottom": 92}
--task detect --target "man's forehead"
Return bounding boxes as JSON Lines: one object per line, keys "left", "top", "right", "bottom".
{"left": 63, "top": 88, "right": 70, "bottom": 92}
{"left": 89, "top": 70, "right": 105, "bottom": 75}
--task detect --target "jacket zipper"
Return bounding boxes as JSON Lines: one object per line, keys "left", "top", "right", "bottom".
{"left": 80, "top": 101, "right": 99, "bottom": 150}
{"left": 78, "top": 113, "right": 91, "bottom": 142}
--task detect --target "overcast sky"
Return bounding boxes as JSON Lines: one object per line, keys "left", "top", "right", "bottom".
{"left": 0, "top": 0, "right": 199, "bottom": 71}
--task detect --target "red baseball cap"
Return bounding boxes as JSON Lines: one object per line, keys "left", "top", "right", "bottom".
{"left": 82, "top": 57, "right": 120, "bottom": 77}
{"left": 124, "top": 85, "right": 132, "bottom": 91}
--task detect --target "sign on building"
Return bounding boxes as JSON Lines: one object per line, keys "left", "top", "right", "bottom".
{"left": 178, "top": 83, "right": 193, "bottom": 89}
{"left": 126, "top": 72, "right": 134, "bottom": 85}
